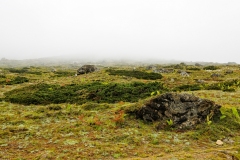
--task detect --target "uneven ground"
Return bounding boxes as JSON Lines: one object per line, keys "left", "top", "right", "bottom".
{"left": 0, "top": 64, "right": 240, "bottom": 159}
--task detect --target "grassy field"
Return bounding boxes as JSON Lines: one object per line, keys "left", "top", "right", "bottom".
{"left": 0, "top": 64, "right": 240, "bottom": 159}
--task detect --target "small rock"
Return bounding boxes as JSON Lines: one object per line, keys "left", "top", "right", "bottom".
{"left": 170, "top": 78, "right": 175, "bottom": 82}
{"left": 216, "top": 140, "right": 223, "bottom": 145}
{"left": 180, "top": 71, "right": 189, "bottom": 77}
{"left": 196, "top": 79, "right": 205, "bottom": 83}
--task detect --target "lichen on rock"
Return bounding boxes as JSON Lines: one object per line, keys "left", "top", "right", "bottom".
{"left": 136, "top": 92, "right": 221, "bottom": 129}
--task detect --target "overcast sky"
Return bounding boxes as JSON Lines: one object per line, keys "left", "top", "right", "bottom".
{"left": 0, "top": 0, "right": 240, "bottom": 63}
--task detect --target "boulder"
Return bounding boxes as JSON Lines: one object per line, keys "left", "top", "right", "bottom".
{"left": 225, "top": 70, "right": 233, "bottom": 74}
{"left": 136, "top": 93, "right": 221, "bottom": 129}
{"left": 211, "top": 73, "right": 221, "bottom": 78}
{"left": 180, "top": 71, "right": 189, "bottom": 77}
{"left": 154, "top": 68, "right": 174, "bottom": 73}
{"left": 77, "top": 65, "right": 97, "bottom": 75}
{"left": 196, "top": 79, "right": 205, "bottom": 83}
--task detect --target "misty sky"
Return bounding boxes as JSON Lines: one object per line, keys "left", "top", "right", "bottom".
{"left": 0, "top": 0, "right": 240, "bottom": 63}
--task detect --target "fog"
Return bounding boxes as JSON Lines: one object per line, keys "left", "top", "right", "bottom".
{"left": 0, "top": 0, "right": 240, "bottom": 63}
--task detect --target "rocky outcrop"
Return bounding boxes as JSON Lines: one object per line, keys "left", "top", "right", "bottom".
{"left": 211, "top": 73, "right": 221, "bottom": 78}
{"left": 136, "top": 93, "right": 221, "bottom": 129}
{"left": 180, "top": 71, "right": 189, "bottom": 77}
{"left": 77, "top": 65, "right": 97, "bottom": 75}
{"left": 153, "top": 68, "right": 174, "bottom": 73}
{"left": 225, "top": 70, "right": 233, "bottom": 74}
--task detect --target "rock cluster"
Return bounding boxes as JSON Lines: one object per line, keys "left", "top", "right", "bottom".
{"left": 211, "top": 73, "right": 221, "bottom": 78}
{"left": 153, "top": 68, "right": 174, "bottom": 73}
{"left": 136, "top": 93, "right": 221, "bottom": 129}
{"left": 225, "top": 70, "right": 233, "bottom": 74}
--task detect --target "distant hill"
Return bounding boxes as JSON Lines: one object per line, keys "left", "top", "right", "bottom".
{"left": 0, "top": 56, "right": 238, "bottom": 67}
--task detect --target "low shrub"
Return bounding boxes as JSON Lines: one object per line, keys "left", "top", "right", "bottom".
{"left": 203, "top": 65, "right": 219, "bottom": 70}
{"left": 4, "top": 81, "right": 168, "bottom": 105}
{"left": 7, "top": 68, "right": 28, "bottom": 73}
{"left": 190, "top": 107, "right": 240, "bottom": 141}
{"left": 53, "top": 71, "right": 76, "bottom": 77}
{"left": 106, "top": 69, "right": 163, "bottom": 80}
{"left": 6, "top": 76, "right": 29, "bottom": 85}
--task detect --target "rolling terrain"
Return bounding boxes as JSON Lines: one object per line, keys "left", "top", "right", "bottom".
{"left": 0, "top": 62, "right": 240, "bottom": 159}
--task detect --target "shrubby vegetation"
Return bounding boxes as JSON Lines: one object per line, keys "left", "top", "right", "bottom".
{"left": 7, "top": 68, "right": 42, "bottom": 75}
{"left": 187, "top": 67, "right": 201, "bottom": 71}
{"left": 203, "top": 65, "right": 219, "bottom": 70}
{"left": 1, "top": 64, "right": 240, "bottom": 159}
{"left": 106, "top": 69, "right": 163, "bottom": 80}
{"left": 7, "top": 68, "right": 28, "bottom": 73}
{"left": 52, "top": 71, "right": 76, "bottom": 77}
{"left": 173, "top": 79, "right": 240, "bottom": 92}
{"left": 206, "top": 79, "right": 240, "bottom": 92}
{"left": 191, "top": 107, "right": 240, "bottom": 141}
{"left": 0, "top": 76, "right": 29, "bottom": 85}
{"left": 4, "top": 81, "right": 167, "bottom": 105}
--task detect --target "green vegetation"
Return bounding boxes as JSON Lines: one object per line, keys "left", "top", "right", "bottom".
{"left": 173, "top": 84, "right": 203, "bottom": 91}
{"left": 52, "top": 71, "right": 76, "bottom": 77}
{"left": 173, "top": 79, "right": 240, "bottom": 92}
{"left": 191, "top": 107, "right": 240, "bottom": 141}
{"left": 187, "top": 67, "right": 201, "bottom": 71}
{"left": 0, "top": 76, "right": 29, "bottom": 85}
{"left": 106, "top": 69, "right": 163, "bottom": 80}
{"left": 203, "top": 65, "right": 219, "bottom": 70}
{"left": 0, "top": 64, "right": 240, "bottom": 159}
{"left": 6, "top": 67, "right": 42, "bottom": 75}
{"left": 4, "top": 81, "right": 167, "bottom": 105}
{"left": 7, "top": 68, "right": 28, "bottom": 73}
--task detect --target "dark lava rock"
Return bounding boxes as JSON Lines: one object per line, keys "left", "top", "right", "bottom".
{"left": 154, "top": 68, "right": 174, "bottom": 73}
{"left": 77, "top": 65, "right": 97, "bottom": 75}
{"left": 136, "top": 93, "right": 221, "bottom": 129}
{"left": 211, "top": 73, "right": 221, "bottom": 78}
{"left": 225, "top": 70, "right": 233, "bottom": 74}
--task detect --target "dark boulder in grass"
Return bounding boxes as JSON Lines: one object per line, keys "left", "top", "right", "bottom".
{"left": 136, "top": 93, "right": 221, "bottom": 130}
{"left": 77, "top": 65, "right": 97, "bottom": 75}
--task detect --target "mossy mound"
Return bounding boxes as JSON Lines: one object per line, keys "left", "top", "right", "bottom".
{"left": 2, "top": 76, "right": 29, "bottom": 85}
{"left": 7, "top": 68, "right": 42, "bottom": 75}
{"left": 203, "top": 65, "right": 219, "bottom": 70}
{"left": 106, "top": 69, "right": 163, "bottom": 80}
{"left": 4, "top": 81, "right": 167, "bottom": 105}
{"left": 52, "top": 71, "right": 76, "bottom": 77}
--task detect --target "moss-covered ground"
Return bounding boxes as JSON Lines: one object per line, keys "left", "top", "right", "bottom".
{"left": 0, "top": 64, "right": 240, "bottom": 159}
